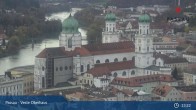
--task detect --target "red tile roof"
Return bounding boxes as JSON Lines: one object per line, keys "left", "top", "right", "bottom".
{"left": 152, "top": 85, "right": 174, "bottom": 97}
{"left": 96, "top": 60, "right": 135, "bottom": 71}
{"left": 73, "top": 47, "right": 91, "bottom": 56}
{"left": 36, "top": 47, "right": 68, "bottom": 58}
{"left": 87, "top": 66, "right": 111, "bottom": 77}
{"left": 83, "top": 41, "right": 135, "bottom": 55}
{"left": 111, "top": 74, "right": 176, "bottom": 87}
{"left": 87, "top": 61, "right": 135, "bottom": 77}
{"left": 36, "top": 41, "right": 135, "bottom": 58}
{"left": 121, "top": 89, "right": 134, "bottom": 96}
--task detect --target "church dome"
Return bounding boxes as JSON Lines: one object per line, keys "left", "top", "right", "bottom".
{"left": 62, "top": 14, "right": 79, "bottom": 33}
{"left": 139, "top": 14, "right": 151, "bottom": 23}
{"left": 105, "top": 13, "right": 116, "bottom": 21}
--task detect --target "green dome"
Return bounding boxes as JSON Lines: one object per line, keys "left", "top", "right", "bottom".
{"left": 105, "top": 13, "right": 116, "bottom": 21}
{"left": 62, "top": 14, "right": 79, "bottom": 33}
{"left": 139, "top": 14, "right": 151, "bottom": 23}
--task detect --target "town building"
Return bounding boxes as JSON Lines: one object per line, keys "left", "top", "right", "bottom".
{"left": 183, "top": 46, "right": 196, "bottom": 63}
{"left": 176, "top": 86, "right": 196, "bottom": 101}
{"left": 111, "top": 74, "right": 178, "bottom": 94}
{"left": 0, "top": 66, "right": 34, "bottom": 95}
{"left": 154, "top": 53, "right": 188, "bottom": 71}
{"left": 183, "top": 69, "right": 196, "bottom": 86}
{"left": 152, "top": 85, "right": 182, "bottom": 101}
{"left": 81, "top": 61, "right": 135, "bottom": 88}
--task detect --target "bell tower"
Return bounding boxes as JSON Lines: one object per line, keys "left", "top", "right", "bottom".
{"left": 102, "top": 12, "right": 120, "bottom": 43}
{"left": 135, "top": 14, "right": 154, "bottom": 68}
{"left": 59, "top": 14, "right": 82, "bottom": 51}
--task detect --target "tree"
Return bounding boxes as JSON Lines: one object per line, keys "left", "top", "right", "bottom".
{"left": 171, "top": 67, "right": 178, "bottom": 80}
{"left": 7, "top": 36, "right": 21, "bottom": 53}
{"left": 74, "top": 8, "right": 102, "bottom": 27}
{"left": 87, "top": 23, "right": 102, "bottom": 44}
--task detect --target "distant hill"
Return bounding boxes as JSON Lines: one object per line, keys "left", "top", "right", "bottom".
{"left": 0, "top": 0, "right": 40, "bottom": 9}
{"left": 106, "top": 0, "right": 195, "bottom": 8}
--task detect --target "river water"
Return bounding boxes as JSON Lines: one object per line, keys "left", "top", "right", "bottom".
{"left": 0, "top": 8, "right": 87, "bottom": 75}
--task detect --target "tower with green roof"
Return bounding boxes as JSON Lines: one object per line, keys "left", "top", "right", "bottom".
{"left": 59, "top": 14, "right": 82, "bottom": 51}
{"left": 102, "top": 12, "right": 120, "bottom": 43}
{"left": 138, "top": 14, "right": 151, "bottom": 35}
{"left": 135, "top": 13, "right": 154, "bottom": 69}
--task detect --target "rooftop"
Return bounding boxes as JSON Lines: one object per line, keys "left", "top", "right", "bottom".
{"left": 145, "top": 65, "right": 161, "bottom": 71}
{"left": 36, "top": 41, "right": 135, "bottom": 58}
{"left": 7, "top": 65, "right": 34, "bottom": 74}
{"left": 154, "top": 52, "right": 188, "bottom": 64}
{"left": 83, "top": 41, "right": 135, "bottom": 55}
{"left": 176, "top": 86, "right": 196, "bottom": 92}
{"left": 152, "top": 85, "right": 174, "bottom": 97}
{"left": 111, "top": 74, "right": 176, "bottom": 87}
{"left": 36, "top": 47, "right": 68, "bottom": 58}
{"left": 87, "top": 61, "right": 135, "bottom": 77}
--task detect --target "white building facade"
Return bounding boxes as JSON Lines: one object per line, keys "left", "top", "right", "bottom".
{"left": 135, "top": 14, "right": 154, "bottom": 69}
{"left": 59, "top": 14, "right": 82, "bottom": 51}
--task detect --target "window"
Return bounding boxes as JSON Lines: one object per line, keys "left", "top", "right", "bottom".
{"left": 87, "top": 64, "right": 90, "bottom": 70}
{"left": 114, "top": 58, "right": 118, "bottom": 62}
{"left": 147, "top": 47, "right": 149, "bottom": 52}
{"left": 122, "top": 71, "right": 126, "bottom": 76}
{"left": 65, "top": 66, "right": 68, "bottom": 70}
{"left": 69, "top": 66, "right": 72, "bottom": 70}
{"left": 139, "top": 47, "right": 141, "bottom": 51}
{"left": 68, "top": 38, "right": 72, "bottom": 48}
{"left": 123, "top": 57, "right": 127, "bottom": 61}
{"left": 132, "top": 57, "right": 135, "bottom": 61}
{"left": 42, "top": 77, "right": 45, "bottom": 88}
{"left": 96, "top": 60, "right": 100, "bottom": 64}
{"left": 131, "top": 70, "right": 135, "bottom": 75}
{"left": 56, "top": 67, "right": 58, "bottom": 71}
{"left": 81, "top": 65, "right": 84, "bottom": 72}
{"left": 105, "top": 59, "right": 109, "bottom": 63}
{"left": 42, "top": 66, "right": 45, "bottom": 71}
{"left": 113, "top": 72, "right": 117, "bottom": 77}
{"left": 60, "top": 67, "right": 63, "bottom": 71}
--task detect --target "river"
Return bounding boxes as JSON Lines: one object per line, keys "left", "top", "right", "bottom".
{"left": 0, "top": 8, "right": 87, "bottom": 75}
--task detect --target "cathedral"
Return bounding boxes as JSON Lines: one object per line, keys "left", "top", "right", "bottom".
{"left": 34, "top": 13, "right": 172, "bottom": 90}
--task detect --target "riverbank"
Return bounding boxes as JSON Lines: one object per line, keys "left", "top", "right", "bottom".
{"left": 0, "top": 33, "right": 60, "bottom": 58}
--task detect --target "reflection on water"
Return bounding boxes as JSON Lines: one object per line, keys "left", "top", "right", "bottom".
{"left": 0, "top": 8, "right": 87, "bottom": 74}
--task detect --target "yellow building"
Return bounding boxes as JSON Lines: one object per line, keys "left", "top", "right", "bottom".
{"left": 7, "top": 65, "right": 34, "bottom": 95}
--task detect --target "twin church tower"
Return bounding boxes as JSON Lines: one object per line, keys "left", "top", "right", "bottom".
{"left": 59, "top": 13, "right": 154, "bottom": 69}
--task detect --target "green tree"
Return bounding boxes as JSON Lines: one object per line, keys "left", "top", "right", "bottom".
{"left": 171, "top": 67, "right": 178, "bottom": 80}
{"left": 87, "top": 23, "right": 102, "bottom": 44}
{"left": 7, "top": 36, "right": 21, "bottom": 53}
{"left": 14, "top": 26, "right": 29, "bottom": 43}
{"left": 74, "top": 7, "right": 102, "bottom": 27}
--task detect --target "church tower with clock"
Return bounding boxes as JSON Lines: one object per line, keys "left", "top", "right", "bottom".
{"left": 135, "top": 14, "right": 154, "bottom": 69}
